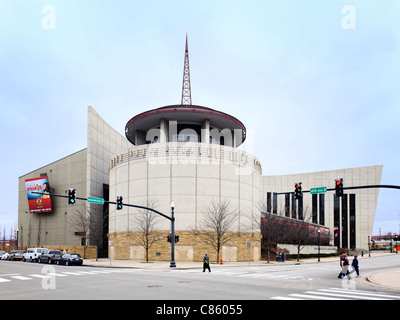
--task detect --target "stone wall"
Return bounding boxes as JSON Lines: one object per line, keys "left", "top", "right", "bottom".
{"left": 108, "top": 231, "right": 261, "bottom": 262}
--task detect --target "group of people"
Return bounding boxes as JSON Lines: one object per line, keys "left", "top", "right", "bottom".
{"left": 338, "top": 253, "right": 360, "bottom": 278}
{"left": 276, "top": 252, "right": 285, "bottom": 262}
{"left": 203, "top": 252, "right": 361, "bottom": 278}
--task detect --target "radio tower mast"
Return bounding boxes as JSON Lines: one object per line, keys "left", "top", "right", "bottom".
{"left": 181, "top": 34, "right": 192, "bottom": 106}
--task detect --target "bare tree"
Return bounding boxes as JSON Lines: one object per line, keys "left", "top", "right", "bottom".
{"left": 257, "top": 198, "right": 290, "bottom": 263}
{"left": 195, "top": 200, "right": 238, "bottom": 263}
{"left": 284, "top": 206, "right": 322, "bottom": 262}
{"left": 69, "top": 202, "right": 110, "bottom": 260}
{"left": 27, "top": 219, "right": 32, "bottom": 248}
{"left": 2, "top": 225, "right": 4, "bottom": 251}
{"left": 36, "top": 215, "right": 41, "bottom": 247}
{"left": 88, "top": 205, "right": 107, "bottom": 260}
{"left": 131, "top": 200, "right": 162, "bottom": 263}
{"left": 18, "top": 225, "right": 23, "bottom": 250}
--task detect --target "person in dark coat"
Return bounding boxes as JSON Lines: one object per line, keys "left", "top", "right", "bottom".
{"left": 351, "top": 255, "right": 360, "bottom": 277}
{"left": 203, "top": 253, "right": 211, "bottom": 272}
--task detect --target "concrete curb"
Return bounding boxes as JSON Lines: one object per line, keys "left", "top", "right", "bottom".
{"left": 366, "top": 269, "right": 400, "bottom": 290}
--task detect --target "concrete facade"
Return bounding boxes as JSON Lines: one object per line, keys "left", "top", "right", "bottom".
{"left": 262, "top": 165, "right": 383, "bottom": 250}
{"left": 18, "top": 106, "right": 383, "bottom": 260}
{"left": 109, "top": 142, "right": 262, "bottom": 233}
{"left": 18, "top": 149, "right": 87, "bottom": 247}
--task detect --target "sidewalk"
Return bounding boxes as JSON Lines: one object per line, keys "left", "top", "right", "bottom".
{"left": 83, "top": 252, "right": 400, "bottom": 290}
{"left": 366, "top": 269, "right": 400, "bottom": 290}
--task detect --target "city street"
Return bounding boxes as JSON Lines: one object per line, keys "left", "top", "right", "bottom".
{"left": 1, "top": 254, "right": 399, "bottom": 301}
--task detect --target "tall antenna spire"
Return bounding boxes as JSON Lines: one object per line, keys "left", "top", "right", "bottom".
{"left": 181, "top": 34, "right": 192, "bottom": 106}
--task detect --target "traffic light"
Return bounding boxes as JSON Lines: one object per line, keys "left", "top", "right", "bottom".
{"left": 167, "top": 235, "right": 179, "bottom": 243}
{"left": 68, "top": 188, "right": 76, "bottom": 205}
{"left": 294, "top": 183, "right": 302, "bottom": 199}
{"left": 116, "top": 196, "right": 123, "bottom": 210}
{"left": 335, "top": 178, "right": 343, "bottom": 197}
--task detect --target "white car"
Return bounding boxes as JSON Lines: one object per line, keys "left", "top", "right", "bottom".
{"left": 23, "top": 248, "right": 48, "bottom": 262}
{"left": 1, "top": 252, "right": 10, "bottom": 260}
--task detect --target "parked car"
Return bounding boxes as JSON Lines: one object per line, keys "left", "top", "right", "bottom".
{"left": 39, "top": 250, "right": 62, "bottom": 264}
{"left": 57, "top": 253, "right": 83, "bottom": 266}
{"left": 23, "top": 248, "right": 48, "bottom": 262}
{"left": 1, "top": 252, "right": 10, "bottom": 260}
{"left": 10, "top": 250, "right": 25, "bottom": 261}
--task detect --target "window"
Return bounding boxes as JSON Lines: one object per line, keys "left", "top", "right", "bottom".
{"left": 266, "top": 192, "right": 271, "bottom": 213}
{"left": 312, "top": 194, "right": 318, "bottom": 224}
{"left": 342, "top": 194, "right": 348, "bottom": 249}
{"left": 319, "top": 194, "right": 325, "bottom": 225}
{"left": 334, "top": 195, "right": 340, "bottom": 248}
{"left": 349, "top": 194, "right": 356, "bottom": 249}
{"left": 285, "top": 193, "right": 290, "bottom": 217}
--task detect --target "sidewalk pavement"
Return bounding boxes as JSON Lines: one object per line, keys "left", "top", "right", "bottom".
{"left": 83, "top": 252, "right": 400, "bottom": 290}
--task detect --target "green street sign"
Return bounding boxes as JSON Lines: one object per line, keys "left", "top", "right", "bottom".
{"left": 87, "top": 197, "right": 105, "bottom": 204}
{"left": 310, "top": 187, "right": 327, "bottom": 194}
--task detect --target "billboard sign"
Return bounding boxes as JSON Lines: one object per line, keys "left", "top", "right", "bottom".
{"left": 25, "top": 176, "right": 53, "bottom": 213}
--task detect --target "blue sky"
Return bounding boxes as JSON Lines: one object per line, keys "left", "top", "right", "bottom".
{"left": 1, "top": 0, "right": 399, "bottom": 237}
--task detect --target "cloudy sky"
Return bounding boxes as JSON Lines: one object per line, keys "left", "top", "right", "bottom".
{"left": 1, "top": 0, "right": 399, "bottom": 237}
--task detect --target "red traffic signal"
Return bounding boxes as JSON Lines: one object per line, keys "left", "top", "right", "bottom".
{"left": 335, "top": 178, "right": 343, "bottom": 197}
{"left": 294, "top": 183, "right": 302, "bottom": 199}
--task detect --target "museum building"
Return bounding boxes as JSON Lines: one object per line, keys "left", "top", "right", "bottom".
{"left": 18, "top": 38, "right": 382, "bottom": 261}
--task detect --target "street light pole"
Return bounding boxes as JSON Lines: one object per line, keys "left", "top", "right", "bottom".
{"left": 170, "top": 201, "right": 176, "bottom": 268}
{"left": 368, "top": 235, "right": 371, "bottom": 257}
{"left": 317, "top": 228, "right": 321, "bottom": 262}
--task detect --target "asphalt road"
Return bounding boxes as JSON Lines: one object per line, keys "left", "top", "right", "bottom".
{"left": 1, "top": 254, "right": 400, "bottom": 301}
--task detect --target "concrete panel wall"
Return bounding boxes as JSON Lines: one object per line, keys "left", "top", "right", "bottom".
{"left": 262, "top": 165, "right": 383, "bottom": 250}
{"left": 109, "top": 142, "right": 262, "bottom": 237}
{"left": 18, "top": 149, "right": 87, "bottom": 247}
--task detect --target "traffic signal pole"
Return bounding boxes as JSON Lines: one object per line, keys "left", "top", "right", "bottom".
{"left": 32, "top": 191, "right": 176, "bottom": 267}
{"left": 277, "top": 184, "right": 400, "bottom": 195}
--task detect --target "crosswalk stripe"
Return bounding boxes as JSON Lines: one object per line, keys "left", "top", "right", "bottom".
{"left": 271, "top": 287, "right": 400, "bottom": 300}
{"left": 61, "top": 272, "right": 84, "bottom": 276}
{"left": 0, "top": 278, "right": 11, "bottom": 283}
{"left": 47, "top": 273, "right": 68, "bottom": 277}
{"left": 29, "top": 274, "right": 50, "bottom": 279}
{"left": 74, "top": 271, "right": 101, "bottom": 275}
{"left": 271, "top": 296, "right": 305, "bottom": 300}
{"left": 289, "top": 293, "right": 343, "bottom": 300}
{"left": 170, "top": 269, "right": 313, "bottom": 281}
{"left": 11, "top": 276, "right": 32, "bottom": 280}
{"left": 304, "top": 290, "right": 387, "bottom": 300}
{"left": 324, "top": 288, "right": 400, "bottom": 299}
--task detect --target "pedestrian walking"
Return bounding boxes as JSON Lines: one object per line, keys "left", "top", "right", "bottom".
{"left": 338, "top": 253, "right": 350, "bottom": 278}
{"left": 203, "top": 253, "right": 211, "bottom": 273}
{"left": 351, "top": 254, "right": 360, "bottom": 277}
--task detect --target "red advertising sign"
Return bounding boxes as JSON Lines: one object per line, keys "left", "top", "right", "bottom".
{"left": 25, "top": 176, "right": 53, "bottom": 213}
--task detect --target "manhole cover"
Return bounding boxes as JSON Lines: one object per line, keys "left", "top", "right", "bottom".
{"left": 147, "top": 284, "right": 162, "bottom": 288}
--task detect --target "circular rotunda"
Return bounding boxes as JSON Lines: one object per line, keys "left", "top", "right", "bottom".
{"left": 108, "top": 37, "right": 262, "bottom": 262}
